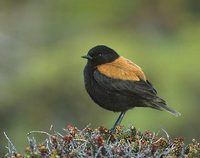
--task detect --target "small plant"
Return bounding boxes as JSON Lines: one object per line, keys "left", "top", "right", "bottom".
{"left": 4, "top": 125, "right": 200, "bottom": 158}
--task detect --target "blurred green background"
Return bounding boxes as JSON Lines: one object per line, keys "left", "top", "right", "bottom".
{"left": 0, "top": 0, "right": 200, "bottom": 155}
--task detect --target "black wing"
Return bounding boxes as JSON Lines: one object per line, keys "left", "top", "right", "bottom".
{"left": 94, "top": 70, "right": 157, "bottom": 100}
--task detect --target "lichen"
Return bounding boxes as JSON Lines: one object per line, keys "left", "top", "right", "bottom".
{"left": 4, "top": 125, "right": 200, "bottom": 158}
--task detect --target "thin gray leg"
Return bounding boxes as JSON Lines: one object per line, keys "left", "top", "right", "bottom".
{"left": 110, "top": 111, "right": 126, "bottom": 133}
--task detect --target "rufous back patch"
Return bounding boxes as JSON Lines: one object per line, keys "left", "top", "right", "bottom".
{"left": 97, "top": 56, "right": 146, "bottom": 81}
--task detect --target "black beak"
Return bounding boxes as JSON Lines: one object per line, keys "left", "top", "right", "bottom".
{"left": 81, "top": 55, "right": 93, "bottom": 60}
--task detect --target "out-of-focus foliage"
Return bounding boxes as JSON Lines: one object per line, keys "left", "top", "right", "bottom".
{"left": 0, "top": 0, "right": 200, "bottom": 155}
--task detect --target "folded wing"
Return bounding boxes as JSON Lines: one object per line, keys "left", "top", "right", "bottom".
{"left": 95, "top": 56, "right": 157, "bottom": 99}
{"left": 95, "top": 56, "right": 180, "bottom": 116}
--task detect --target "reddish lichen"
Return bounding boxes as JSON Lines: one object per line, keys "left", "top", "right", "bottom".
{"left": 4, "top": 125, "right": 200, "bottom": 158}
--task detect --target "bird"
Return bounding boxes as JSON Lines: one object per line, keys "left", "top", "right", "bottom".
{"left": 82, "top": 45, "right": 180, "bottom": 132}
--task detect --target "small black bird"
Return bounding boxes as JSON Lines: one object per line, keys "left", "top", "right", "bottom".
{"left": 82, "top": 45, "right": 180, "bottom": 132}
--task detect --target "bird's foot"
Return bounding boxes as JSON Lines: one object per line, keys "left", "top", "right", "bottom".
{"left": 110, "top": 126, "right": 116, "bottom": 134}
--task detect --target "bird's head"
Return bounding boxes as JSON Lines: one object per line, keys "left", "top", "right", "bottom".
{"left": 82, "top": 45, "right": 119, "bottom": 66}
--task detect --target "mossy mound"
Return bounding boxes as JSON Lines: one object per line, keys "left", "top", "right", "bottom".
{"left": 5, "top": 125, "right": 200, "bottom": 158}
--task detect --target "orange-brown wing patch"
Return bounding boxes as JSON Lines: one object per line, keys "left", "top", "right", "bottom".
{"left": 97, "top": 56, "right": 146, "bottom": 81}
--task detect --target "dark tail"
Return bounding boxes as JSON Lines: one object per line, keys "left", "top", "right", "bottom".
{"left": 148, "top": 97, "right": 181, "bottom": 117}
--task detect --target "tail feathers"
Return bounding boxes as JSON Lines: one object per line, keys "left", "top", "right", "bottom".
{"left": 149, "top": 98, "right": 181, "bottom": 117}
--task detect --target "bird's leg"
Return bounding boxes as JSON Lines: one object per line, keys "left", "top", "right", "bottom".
{"left": 110, "top": 111, "right": 126, "bottom": 133}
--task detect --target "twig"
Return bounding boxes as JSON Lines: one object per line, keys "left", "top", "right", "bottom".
{"left": 27, "top": 130, "right": 52, "bottom": 137}
{"left": 161, "top": 128, "right": 170, "bottom": 140}
{"left": 4, "top": 132, "right": 17, "bottom": 155}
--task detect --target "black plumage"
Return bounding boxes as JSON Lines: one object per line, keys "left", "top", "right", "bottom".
{"left": 82, "top": 45, "right": 180, "bottom": 132}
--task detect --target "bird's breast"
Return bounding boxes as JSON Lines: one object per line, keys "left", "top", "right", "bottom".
{"left": 83, "top": 64, "right": 138, "bottom": 112}
{"left": 83, "top": 65, "right": 96, "bottom": 95}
